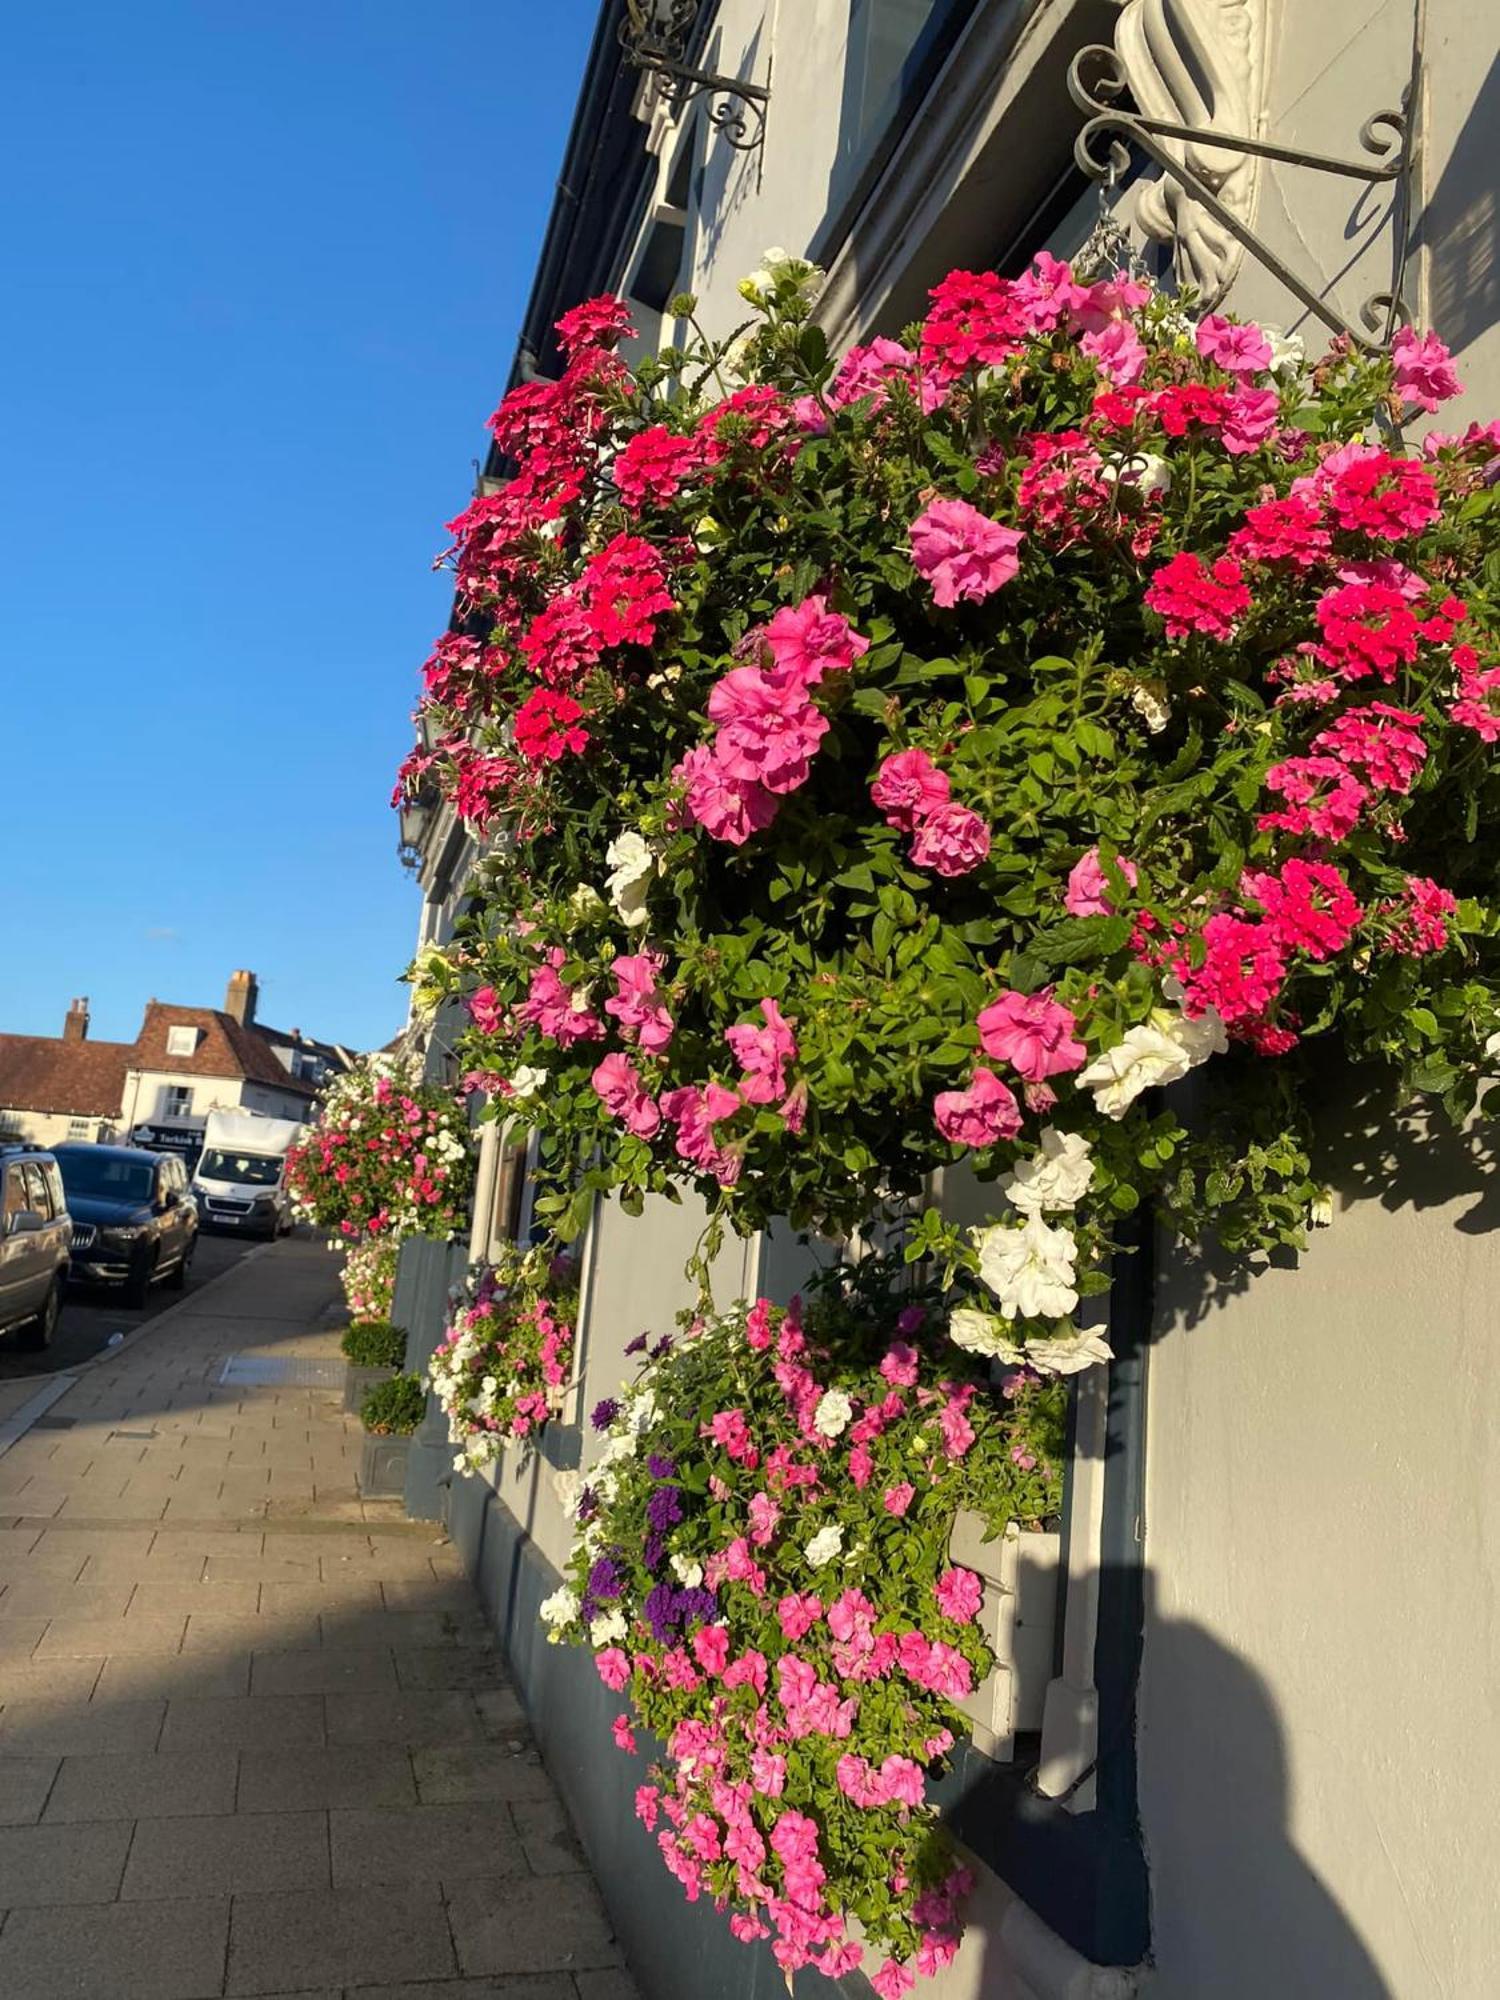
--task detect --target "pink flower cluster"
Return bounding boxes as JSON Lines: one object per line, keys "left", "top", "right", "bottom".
{"left": 569, "top": 1297, "right": 1058, "bottom": 1988}
{"left": 678, "top": 597, "right": 869, "bottom": 846}
{"left": 871, "top": 748, "right": 991, "bottom": 877}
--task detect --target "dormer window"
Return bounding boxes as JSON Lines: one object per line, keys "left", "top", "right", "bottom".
{"left": 166, "top": 1025, "right": 201, "bottom": 1058}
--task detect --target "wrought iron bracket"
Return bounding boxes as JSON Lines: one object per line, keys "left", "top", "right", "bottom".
{"left": 1067, "top": 43, "right": 1417, "bottom": 351}
{"left": 618, "top": 3, "right": 768, "bottom": 153}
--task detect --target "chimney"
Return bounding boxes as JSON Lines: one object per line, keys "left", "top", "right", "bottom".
{"left": 63, "top": 997, "right": 90, "bottom": 1043}
{"left": 225, "top": 970, "right": 259, "bottom": 1026}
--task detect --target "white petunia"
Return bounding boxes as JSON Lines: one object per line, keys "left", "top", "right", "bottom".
{"left": 1003, "top": 1128, "right": 1095, "bottom": 1216}
{"left": 948, "top": 1307, "right": 1024, "bottom": 1363}
{"left": 539, "top": 1586, "right": 580, "bottom": 1630}
{"left": 1264, "top": 327, "right": 1305, "bottom": 376}
{"left": 507, "top": 1065, "right": 548, "bottom": 1101}
{"left": 605, "top": 831, "right": 655, "bottom": 930}
{"left": 1102, "top": 452, "right": 1173, "bottom": 500}
{"left": 813, "top": 1390, "right": 853, "bottom": 1438}
{"left": 975, "top": 1216, "right": 1080, "bottom": 1321}
{"left": 1024, "top": 1327, "right": 1115, "bottom": 1377}
{"left": 1076, "top": 1024, "right": 1194, "bottom": 1119}
{"left": 1128, "top": 678, "right": 1172, "bottom": 733}
{"left": 804, "top": 1525, "right": 845, "bottom": 1568}
{"left": 1485, "top": 1029, "right": 1500, "bottom": 1061}
{"left": 552, "top": 1470, "right": 583, "bottom": 1517}
{"left": 670, "top": 1554, "right": 704, "bottom": 1589}
{"left": 1160, "top": 1004, "right": 1228, "bottom": 1067}
{"left": 590, "top": 1609, "right": 628, "bottom": 1647}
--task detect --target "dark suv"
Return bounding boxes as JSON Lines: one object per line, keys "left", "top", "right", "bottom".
{"left": 52, "top": 1144, "right": 198, "bottom": 1307}
{"left": 0, "top": 1146, "right": 72, "bottom": 1350}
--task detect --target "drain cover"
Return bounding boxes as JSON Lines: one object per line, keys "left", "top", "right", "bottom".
{"left": 219, "top": 1356, "right": 344, "bottom": 1388}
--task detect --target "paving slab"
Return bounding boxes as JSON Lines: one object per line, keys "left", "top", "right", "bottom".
{"left": 0, "top": 1753, "right": 59, "bottom": 1825}
{"left": 329, "top": 1800, "right": 528, "bottom": 1887}
{"left": 411, "top": 1744, "right": 558, "bottom": 1806}
{"left": 0, "top": 1816, "right": 133, "bottom": 1903}
{"left": 225, "top": 1882, "right": 455, "bottom": 1993}
{"left": 237, "top": 1742, "right": 418, "bottom": 1814}
{"left": 160, "top": 1692, "right": 325, "bottom": 1752}
{"left": 447, "top": 1873, "right": 623, "bottom": 1977}
{"left": 121, "top": 1807, "right": 329, "bottom": 1898}
{"left": 0, "top": 1895, "right": 231, "bottom": 1999}
{"left": 43, "top": 1747, "right": 239, "bottom": 1822}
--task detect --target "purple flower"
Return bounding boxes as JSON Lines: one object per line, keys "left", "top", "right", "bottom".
{"left": 588, "top": 1555, "right": 626, "bottom": 1602}
{"left": 647, "top": 1453, "right": 677, "bottom": 1480}
{"left": 624, "top": 1332, "right": 649, "bottom": 1356}
{"left": 591, "top": 1398, "right": 621, "bottom": 1432}
{"left": 576, "top": 1485, "right": 599, "bottom": 1523}
{"left": 643, "top": 1583, "right": 678, "bottom": 1644}
{"left": 646, "top": 1486, "right": 683, "bottom": 1534}
{"left": 650, "top": 1335, "right": 675, "bottom": 1360}
{"left": 643, "top": 1531, "right": 667, "bottom": 1571}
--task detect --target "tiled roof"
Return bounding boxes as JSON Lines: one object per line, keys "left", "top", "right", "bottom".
{"left": 132, "top": 1005, "right": 318, "bottom": 1097}
{"left": 0, "top": 1034, "right": 132, "bottom": 1116}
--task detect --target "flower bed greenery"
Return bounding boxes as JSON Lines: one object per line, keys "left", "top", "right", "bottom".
{"left": 360, "top": 1372, "right": 426, "bottom": 1437}
{"left": 339, "top": 1319, "right": 408, "bottom": 1369}
{"left": 427, "top": 1241, "right": 580, "bottom": 1463}
{"left": 543, "top": 1267, "right": 1064, "bottom": 1992}
{"left": 403, "top": 254, "right": 1500, "bottom": 1378}
{"left": 286, "top": 1053, "right": 474, "bottom": 1244}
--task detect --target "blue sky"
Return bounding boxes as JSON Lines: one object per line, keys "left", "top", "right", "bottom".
{"left": 0, "top": 1, "right": 599, "bottom": 1051}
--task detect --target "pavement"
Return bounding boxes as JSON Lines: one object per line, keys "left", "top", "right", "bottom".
{"left": 0, "top": 1228, "right": 261, "bottom": 1385}
{"left": 0, "top": 1234, "right": 638, "bottom": 2000}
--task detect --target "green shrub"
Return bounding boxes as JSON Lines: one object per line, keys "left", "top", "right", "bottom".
{"left": 340, "top": 1320, "right": 407, "bottom": 1369}
{"left": 360, "top": 1372, "right": 425, "bottom": 1436}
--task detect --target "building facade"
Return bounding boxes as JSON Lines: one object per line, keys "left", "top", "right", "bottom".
{"left": 397, "top": 6, "right": 1500, "bottom": 1997}
{"left": 0, "top": 972, "right": 354, "bottom": 1160}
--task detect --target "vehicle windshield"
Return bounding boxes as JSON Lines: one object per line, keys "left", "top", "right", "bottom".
{"left": 197, "top": 1148, "right": 281, "bottom": 1187}
{"left": 57, "top": 1154, "right": 154, "bottom": 1203}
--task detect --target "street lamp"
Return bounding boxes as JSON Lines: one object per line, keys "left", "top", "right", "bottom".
{"left": 618, "top": 0, "right": 769, "bottom": 153}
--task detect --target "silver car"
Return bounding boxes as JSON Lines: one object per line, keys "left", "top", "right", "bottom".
{"left": 0, "top": 1146, "right": 71, "bottom": 1350}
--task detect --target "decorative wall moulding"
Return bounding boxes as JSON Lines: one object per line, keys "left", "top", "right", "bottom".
{"left": 1070, "top": 0, "right": 1420, "bottom": 350}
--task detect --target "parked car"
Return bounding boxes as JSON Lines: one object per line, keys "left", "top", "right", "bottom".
{"left": 0, "top": 1145, "right": 72, "bottom": 1350}
{"left": 52, "top": 1143, "right": 197, "bottom": 1307}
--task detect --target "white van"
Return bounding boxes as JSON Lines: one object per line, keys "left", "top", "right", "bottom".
{"left": 190, "top": 1110, "right": 306, "bottom": 1238}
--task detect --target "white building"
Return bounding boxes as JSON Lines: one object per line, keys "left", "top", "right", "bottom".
{"left": 398, "top": 6, "right": 1500, "bottom": 1997}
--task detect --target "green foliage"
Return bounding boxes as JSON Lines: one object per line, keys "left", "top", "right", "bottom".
{"left": 360, "top": 1372, "right": 425, "bottom": 1436}
{"left": 339, "top": 1320, "right": 407, "bottom": 1369}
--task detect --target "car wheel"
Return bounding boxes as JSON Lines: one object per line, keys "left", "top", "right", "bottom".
{"left": 166, "top": 1241, "right": 193, "bottom": 1290}
{"left": 18, "top": 1277, "right": 62, "bottom": 1352}
{"left": 123, "top": 1246, "right": 156, "bottom": 1309}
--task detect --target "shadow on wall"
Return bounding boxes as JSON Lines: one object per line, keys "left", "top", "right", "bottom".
{"left": 1149, "top": 1051, "right": 1500, "bottom": 1332}
{"left": 1416, "top": 53, "right": 1500, "bottom": 360}
{"left": 1133, "top": 1566, "right": 1394, "bottom": 2000}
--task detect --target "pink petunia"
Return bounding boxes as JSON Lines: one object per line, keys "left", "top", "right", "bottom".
{"left": 595, "top": 1647, "right": 631, "bottom": 1691}
{"left": 1392, "top": 325, "right": 1462, "bottom": 413}
{"left": 934, "top": 1567, "right": 985, "bottom": 1624}
{"left": 976, "top": 990, "right": 1087, "bottom": 1081}
{"left": 909, "top": 801, "right": 991, "bottom": 877}
{"left": 591, "top": 1053, "right": 661, "bottom": 1139}
{"left": 764, "top": 596, "right": 870, "bottom": 685}
{"left": 1064, "top": 847, "right": 1139, "bottom": 918}
{"left": 1195, "top": 313, "right": 1273, "bottom": 377}
{"left": 910, "top": 498, "right": 1024, "bottom": 607}
{"left": 883, "top": 1482, "right": 916, "bottom": 1518}
{"left": 933, "top": 1066, "right": 1023, "bottom": 1148}
{"left": 871, "top": 747, "right": 950, "bottom": 831}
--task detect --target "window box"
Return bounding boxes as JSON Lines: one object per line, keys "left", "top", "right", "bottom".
{"left": 952, "top": 1512, "right": 1061, "bottom": 1759}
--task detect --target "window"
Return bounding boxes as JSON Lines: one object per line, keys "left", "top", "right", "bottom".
{"left": 166, "top": 1025, "right": 201, "bottom": 1058}
{"left": 67, "top": 1117, "right": 92, "bottom": 1141}
{"left": 163, "top": 1086, "right": 193, "bottom": 1119}
{"left": 829, "top": 0, "right": 974, "bottom": 215}
{"left": 3, "top": 1167, "right": 28, "bottom": 1222}
{"left": 23, "top": 1163, "right": 54, "bottom": 1218}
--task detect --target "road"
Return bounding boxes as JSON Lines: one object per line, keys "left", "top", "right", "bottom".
{"left": 0, "top": 1228, "right": 264, "bottom": 1380}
